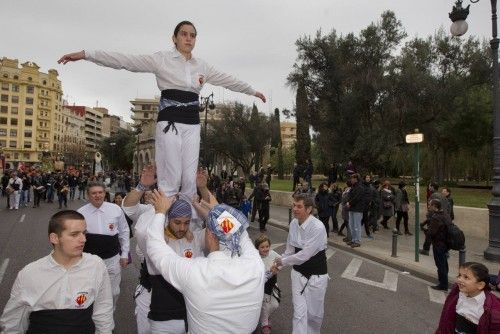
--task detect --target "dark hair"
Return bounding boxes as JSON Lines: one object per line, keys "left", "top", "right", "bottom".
{"left": 173, "top": 21, "right": 197, "bottom": 37}
{"left": 429, "top": 198, "right": 442, "bottom": 210}
{"left": 443, "top": 187, "right": 451, "bottom": 194}
{"left": 460, "top": 262, "right": 490, "bottom": 289}
{"left": 350, "top": 173, "right": 360, "bottom": 181}
{"left": 113, "top": 192, "right": 126, "bottom": 202}
{"left": 48, "top": 210, "right": 85, "bottom": 237}
{"left": 254, "top": 234, "right": 271, "bottom": 249}
{"left": 293, "top": 193, "right": 315, "bottom": 208}
{"left": 87, "top": 181, "right": 105, "bottom": 193}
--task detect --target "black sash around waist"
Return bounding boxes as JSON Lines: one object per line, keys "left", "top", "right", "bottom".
{"left": 455, "top": 313, "right": 477, "bottom": 334}
{"left": 26, "top": 303, "right": 95, "bottom": 334}
{"left": 83, "top": 233, "right": 120, "bottom": 259}
{"left": 148, "top": 274, "right": 187, "bottom": 322}
{"left": 292, "top": 247, "right": 328, "bottom": 278}
{"left": 139, "top": 260, "right": 152, "bottom": 292}
{"left": 265, "top": 275, "right": 277, "bottom": 295}
{"left": 158, "top": 89, "right": 200, "bottom": 125}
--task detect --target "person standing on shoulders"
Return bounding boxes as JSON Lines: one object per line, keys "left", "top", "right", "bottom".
{"left": 274, "top": 193, "right": 328, "bottom": 334}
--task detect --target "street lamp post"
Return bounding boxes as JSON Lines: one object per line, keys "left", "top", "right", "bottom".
{"left": 134, "top": 126, "right": 142, "bottom": 176}
{"left": 199, "top": 93, "right": 215, "bottom": 167}
{"left": 449, "top": 0, "right": 500, "bottom": 261}
{"left": 110, "top": 142, "right": 116, "bottom": 170}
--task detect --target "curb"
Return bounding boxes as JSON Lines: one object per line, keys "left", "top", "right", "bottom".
{"left": 267, "top": 218, "right": 445, "bottom": 285}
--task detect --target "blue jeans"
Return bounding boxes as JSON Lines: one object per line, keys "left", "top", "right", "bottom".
{"left": 433, "top": 245, "right": 449, "bottom": 289}
{"left": 349, "top": 211, "right": 363, "bottom": 243}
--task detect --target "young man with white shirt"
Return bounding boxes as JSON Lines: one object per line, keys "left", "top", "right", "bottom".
{"left": 146, "top": 190, "right": 265, "bottom": 334}
{"left": 121, "top": 165, "right": 205, "bottom": 334}
{"left": 274, "top": 193, "right": 329, "bottom": 334}
{"left": 77, "top": 181, "right": 130, "bottom": 310}
{"left": 57, "top": 21, "right": 266, "bottom": 211}
{"left": 0, "top": 210, "right": 114, "bottom": 333}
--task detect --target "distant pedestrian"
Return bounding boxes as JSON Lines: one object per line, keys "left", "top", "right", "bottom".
{"left": 442, "top": 187, "right": 455, "bottom": 221}
{"left": 427, "top": 199, "right": 451, "bottom": 291}
{"left": 380, "top": 180, "right": 395, "bottom": 230}
{"left": 346, "top": 174, "right": 364, "bottom": 248}
{"left": 395, "top": 181, "right": 412, "bottom": 235}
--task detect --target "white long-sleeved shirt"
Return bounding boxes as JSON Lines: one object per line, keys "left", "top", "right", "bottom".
{"left": 457, "top": 291, "right": 486, "bottom": 324}
{"left": 281, "top": 215, "right": 327, "bottom": 267}
{"left": 122, "top": 202, "right": 205, "bottom": 275}
{"left": 77, "top": 202, "right": 130, "bottom": 259}
{"left": 147, "top": 213, "right": 265, "bottom": 334}
{"left": 85, "top": 48, "right": 256, "bottom": 97}
{"left": 0, "top": 253, "right": 114, "bottom": 334}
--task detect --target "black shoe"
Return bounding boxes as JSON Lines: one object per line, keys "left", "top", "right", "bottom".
{"left": 419, "top": 249, "right": 429, "bottom": 256}
{"left": 346, "top": 241, "right": 354, "bottom": 245}
{"left": 342, "top": 237, "right": 350, "bottom": 242}
{"left": 350, "top": 242, "right": 361, "bottom": 248}
{"left": 397, "top": 231, "right": 403, "bottom": 236}
{"left": 338, "top": 231, "right": 346, "bottom": 237}
{"left": 405, "top": 231, "right": 413, "bottom": 236}
{"left": 430, "top": 285, "right": 447, "bottom": 291}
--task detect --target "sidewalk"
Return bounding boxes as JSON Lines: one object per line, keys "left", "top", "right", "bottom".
{"left": 268, "top": 204, "right": 499, "bottom": 285}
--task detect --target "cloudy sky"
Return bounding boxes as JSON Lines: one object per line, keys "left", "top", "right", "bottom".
{"left": 1, "top": 0, "right": 492, "bottom": 122}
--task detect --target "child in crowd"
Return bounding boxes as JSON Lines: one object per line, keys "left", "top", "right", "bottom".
{"left": 436, "top": 262, "right": 500, "bottom": 333}
{"left": 254, "top": 235, "right": 281, "bottom": 334}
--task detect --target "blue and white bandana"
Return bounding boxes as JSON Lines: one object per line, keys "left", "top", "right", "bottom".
{"left": 207, "top": 204, "right": 249, "bottom": 257}
{"left": 168, "top": 199, "right": 192, "bottom": 219}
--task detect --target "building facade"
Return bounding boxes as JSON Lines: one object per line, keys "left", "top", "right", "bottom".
{"left": 130, "top": 97, "right": 158, "bottom": 174}
{"left": 0, "top": 57, "right": 63, "bottom": 170}
{"left": 60, "top": 105, "right": 86, "bottom": 166}
{"left": 280, "top": 121, "right": 297, "bottom": 149}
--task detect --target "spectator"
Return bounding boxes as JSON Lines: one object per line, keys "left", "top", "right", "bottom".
{"left": 380, "top": 180, "right": 395, "bottom": 230}
{"left": 427, "top": 199, "right": 451, "bottom": 291}
{"left": 395, "top": 181, "right": 412, "bottom": 235}
{"left": 327, "top": 163, "right": 338, "bottom": 187}
{"left": 292, "top": 163, "right": 302, "bottom": 192}
{"left": 315, "top": 182, "right": 333, "bottom": 237}
{"left": 329, "top": 183, "right": 342, "bottom": 234}
{"left": 346, "top": 173, "right": 364, "bottom": 248}
{"left": 258, "top": 183, "right": 272, "bottom": 232}
{"left": 303, "top": 159, "right": 313, "bottom": 188}
{"left": 442, "top": 187, "right": 455, "bottom": 221}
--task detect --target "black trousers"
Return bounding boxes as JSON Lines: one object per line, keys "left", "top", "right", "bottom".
{"left": 422, "top": 231, "right": 431, "bottom": 251}
{"left": 33, "top": 191, "right": 42, "bottom": 207}
{"left": 319, "top": 216, "right": 330, "bottom": 237}
{"left": 259, "top": 205, "right": 270, "bottom": 230}
{"left": 396, "top": 211, "right": 409, "bottom": 232}
{"left": 331, "top": 205, "right": 339, "bottom": 231}
{"left": 433, "top": 245, "right": 449, "bottom": 289}
{"left": 251, "top": 200, "right": 259, "bottom": 222}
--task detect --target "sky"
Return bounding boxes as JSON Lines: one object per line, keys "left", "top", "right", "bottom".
{"left": 1, "top": 0, "right": 492, "bottom": 122}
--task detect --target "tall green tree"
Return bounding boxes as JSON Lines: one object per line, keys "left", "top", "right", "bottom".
{"left": 100, "top": 129, "right": 135, "bottom": 170}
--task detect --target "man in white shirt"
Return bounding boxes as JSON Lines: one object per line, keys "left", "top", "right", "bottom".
{"left": 274, "top": 193, "right": 329, "bottom": 334}
{"left": 146, "top": 190, "right": 265, "bottom": 334}
{"left": 122, "top": 165, "right": 205, "bottom": 334}
{"left": 7, "top": 171, "right": 23, "bottom": 210}
{"left": 0, "top": 210, "right": 114, "bottom": 333}
{"left": 57, "top": 21, "right": 266, "bottom": 217}
{"left": 77, "top": 181, "right": 130, "bottom": 310}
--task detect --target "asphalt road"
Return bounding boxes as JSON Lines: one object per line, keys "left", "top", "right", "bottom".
{"left": 0, "top": 197, "right": 444, "bottom": 333}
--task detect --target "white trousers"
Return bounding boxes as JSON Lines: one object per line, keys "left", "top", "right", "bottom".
{"left": 9, "top": 190, "right": 20, "bottom": 209}
{"left": 150, "top": 319, "right": 185, "bottom": 334}
{"left": 155, "top": 121, "right": 200, "bottom": 199}
{"left": 135, "top": 285, "right": 152, "bottom": 334}
{"left": 259, "top": 293, "right": 279, "bottom": 327}
{"left": 290, "top": 269, "right": 328, "bottom": 334}
{"left": 103, "top": 254, "right": 121, "bottom": 310}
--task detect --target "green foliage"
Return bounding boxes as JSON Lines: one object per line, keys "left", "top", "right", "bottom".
{"left": 99, "top": 129, "right": 135, "bottom": 170}
{"left": 287, "top": 11, "right": 492, "bottom": 182}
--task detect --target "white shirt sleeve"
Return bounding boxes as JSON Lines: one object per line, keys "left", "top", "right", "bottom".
{"left": 0, "top": 272, "right": 30, "bottom": 333}
{"left": 117, "top": 209, "right": 130, "bottom": 258}
{"left": 92, "top": 260, "right": 114, "bottom": 334}
{"left": 281, "top": 224, "right": 325, "bottom": 267}
{"left": 85, "top": 50, "right": 160, "bottom": 74}
{"left": 146, "top": 213, "right": 191, "bottom": 291}
{"left": 205, "top": 63, "right": 256, "bottom": 96}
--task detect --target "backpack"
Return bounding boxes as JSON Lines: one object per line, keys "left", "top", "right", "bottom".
{"left": 446, "top": 221, "right": 465, "bottom": 250}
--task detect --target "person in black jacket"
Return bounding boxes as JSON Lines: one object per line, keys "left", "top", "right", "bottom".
{"left": 327, "top": 163, "right": 338, "bottom": 187}
{"left": 346, "top": 174, "right": 365, "bottom": 248}
{"left": 315, "top": 182, "right": 333, "bottom": 237}
{"left": 329, "top": 183, "right": 342, "bottom": 233}
{"left": 361, "top": 175, "right": 374, "bottom": 240}
{"left": 292, "top": 163, "right": 301, "bottom": 191}
{"left": 258, "top": 183, "right": 272, "bottom": 232}
{"left": 427, "top": 199, "right": 451, "bottom": 291}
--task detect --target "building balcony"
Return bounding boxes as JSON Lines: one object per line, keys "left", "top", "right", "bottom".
{"left": 38, "top": 114, "right": 50, "bottom": 120}
{"left": 37, "top": 137, "right": 50, "bottom": 142}
{"left": 39, "top": 103, "right": 50, "bottom": 110}
{"left": 36, "top": 125, "right": 50, "bottom": 131}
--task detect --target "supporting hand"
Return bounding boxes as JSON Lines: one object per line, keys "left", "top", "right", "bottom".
{"left": 140, "top": 165, "right": 157, "bottom": 187}
{"left": 254, "top": 91, "right": 266, "bottom": 103}
{"left": 150, "top": 189, "right": 175, "bottom": 215}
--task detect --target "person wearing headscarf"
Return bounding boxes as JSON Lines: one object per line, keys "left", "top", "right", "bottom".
{"left": 121, "top": 166, "right": 205, "bottom": 334}
{"left": 146, "top": 190, "right": 264, "bottom": 334}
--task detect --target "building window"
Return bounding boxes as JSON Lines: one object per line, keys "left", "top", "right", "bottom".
{"left": 11, "top": 118, "right": 18, "bottom": 126}
{"left": 23, "top": 153, "right": 29, "bottom": 160}
{"left": 24, "top": 142, "right": 31, "bottom": 149}
{"left": 12, "top": 85, "right": 19, "bottom": 92}
{"left": 0, "top": 140, "right": 5, "bottom": 147}
{"left": 28, "top": 77, "right": 32, "bottom": 82}
{"left": 2, "top": 74, "right": 7, "bottom": 78}
{"left": 25, "top": 108, "right": 33, "bottom": 116}
{"left": 0, "top": 117, "right": 7, "bottom": 125}
{"left": 25, "top": 119, "right": 32, "bottom": 127}
{"left": 11, "top": 96, "right": 19, "bottom": 104}
{"left": 1, "top": 95, "right": 7, "bottom": 102}
{"left": 26, "top": 97, "right": 33, "bottom": 105}
{"left": 24, "top": 130, "right": 32, "bottom": 138}
{"left": 1, "top": 83, "right": 8, "bottom": 91}
{"left": 13, "top": 75, "right": 18, "bottom": 80}
{"left": 9, "top": 141, "right": 16, "bottom": 148}
{"left": 27, "top": 85, "right": 34, "bottom": 94}
{"left": 0, "top": 129, "right": 6, "bottom": 136}
{"left": 14, "top": 153, "right": 18, "bottom": 159}
{"left": 0, "top": 106, "right": 7, "bottom": 113}
{"left": 144, "top": 112, "right": 149, "bottom": 118}
{"left": 10, "top": 129, "right": 17, "bottom": 137}
{"left": 11, "top": 107, "right": 18, "bottom": 115}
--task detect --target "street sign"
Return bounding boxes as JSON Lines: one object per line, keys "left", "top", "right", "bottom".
{"left": 405, "top": 133, "right": 424, "bottom": 144}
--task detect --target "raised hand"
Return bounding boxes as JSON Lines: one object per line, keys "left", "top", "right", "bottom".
{"left": 196, "top": 168, "right": 209, "bottom": 189}
{"left": 254, "top": 91, "right": 266, "bottom": 103}
{"left": 57, "top": 50, "right": 86, "bottom": 65}
{"left": 140, "top": 165, "right": 157, "bottom": 187}
{"left": 150, "top": 189, "right": 175, "bottom": 215}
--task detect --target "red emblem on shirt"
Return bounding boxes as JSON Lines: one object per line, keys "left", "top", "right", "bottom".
{"left": 108, "top": 223, "right": 114, "bottom": 231}
{"left": 184, "top": 249, "right": 193, "bottom": 258}
{"left": 219, "top": 218, "right": 234, "bottom": 234}
{"left": 76, "top": 293, "right": 87, "bottom": 307}
{"left": 198, "top": 74, "right": 205, "bottom": 86}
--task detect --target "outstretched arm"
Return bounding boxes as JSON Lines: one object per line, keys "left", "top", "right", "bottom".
{"left": 58, "top": 50, "right": 86, "bottom": 64}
